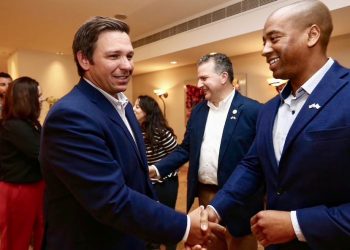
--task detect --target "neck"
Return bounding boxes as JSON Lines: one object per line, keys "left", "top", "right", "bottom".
{"left": 211, "top": 85, "right": 235, "bottom": 107}
{"left": 290, "top": 55, "right": 328, "bottom": 95}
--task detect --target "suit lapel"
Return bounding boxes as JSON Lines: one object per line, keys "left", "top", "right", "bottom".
{"left": 265, "top": 96, "right": 282, "bottom": 171}
{"left": 193, "top": 103, "right": 209, "bottom": 161}
{"left": 218, "top": 92, "right": 243, "bottom": 164}
{"left": 282, "top": 62, "right": 349, "bottom": 158}
{"left": 125, "top": 103, "right": 148, "bottom": 168}
{"left": 77, "top": 80, "right": 147, "bottom": 169}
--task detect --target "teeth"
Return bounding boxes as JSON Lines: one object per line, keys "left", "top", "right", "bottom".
{"left": 269, "top": 58, "right": 279, "bottom": 65}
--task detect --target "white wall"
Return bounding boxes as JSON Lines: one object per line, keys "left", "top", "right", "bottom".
{"left": 8, "top": 50, "right": 78, "bottom": 123}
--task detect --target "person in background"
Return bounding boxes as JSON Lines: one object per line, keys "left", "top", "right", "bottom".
{"left": 0, "top": 76, "right": 45, "bottom": 250}
{"left": 0, "top": 72, "right": 12, "bottom": 118}
{"left": 197, "top": 0, "right": 350, "bottom": 249}
{"left": 39, "top": 16, "right": 224, "bottom": 250}
{"left": 134, "top": 95, "right": 179, "bottom": 250}
{"left": 0, "top": 72, "right": 13, "bottom": 246}
{"left": 150, "top": 53, "right": 264, "bottom": 250}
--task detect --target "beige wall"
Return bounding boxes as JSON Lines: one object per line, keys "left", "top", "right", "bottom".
{"left": 132, "top": 33, "right": 350, "bottom": 142}
{"left": 132, "top": 66, "right": 196, "bottom": 142}
{"left": 8, "top": 50, "right": 79, "bottom": 123}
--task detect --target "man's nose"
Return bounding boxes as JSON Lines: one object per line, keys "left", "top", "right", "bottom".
{"left": 120, "top": 56, "right": 133, "bottom": 70}
{"left": 262, "top": 41, "right": 273, "bottom": 57}
{"left": 197, "top": 80, "right": 204, "bottom": 88}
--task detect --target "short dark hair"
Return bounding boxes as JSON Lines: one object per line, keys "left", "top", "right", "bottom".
{"left": 2, "top": 76, "right": 41, "bottom": 123}
{"left": 0, "top": 72, "right": 12, "bottom": 79}
{"left": 72, "top": 16, "right": 130, "bottom": 77}
{"left": 198, "top": 53, "right": 234, "bottom": 83}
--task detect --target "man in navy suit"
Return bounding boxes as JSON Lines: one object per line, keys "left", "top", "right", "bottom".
{"left": 150, "top": 53, "right": 264, "bottom": 250}
{"left": 40, "top": 16, "right": 224, "bottom": 250}
{"left": 198, "top": 1, "right": 350, "bottom": 249}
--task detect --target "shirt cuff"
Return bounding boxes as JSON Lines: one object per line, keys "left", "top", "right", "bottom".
{"left": 207, "top": 205, "right": 221, "bottom": 221}
{"left": 182, "top": 215, "right": 191, "bottom": 242}
{"left": 290, "top": 210, "right": 306, "bottom": 242}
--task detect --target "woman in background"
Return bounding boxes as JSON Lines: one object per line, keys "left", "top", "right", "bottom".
{"left": 133, "top": 95, "right": 178, "bottom": 250}
{"left": 0, "top": 77, "right": 45, "bottom": 250}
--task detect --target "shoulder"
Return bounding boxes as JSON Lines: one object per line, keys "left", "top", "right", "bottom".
{"left": 2, "top": 119, "right": 30, "bottom": 130}
{"left": 156, "top": 128, "right": 175, "bottom": 140}
{"left": 236, "top": 92, "right": 262, "bottom": 108}
{"left": 235, "top": 95, "right": 262, "bottom": 117}
{"left": 1, "top": 119, "right": 39, "bottom": 138}
{"left": 190, "top": 100, "right": 208, "bottom": 114}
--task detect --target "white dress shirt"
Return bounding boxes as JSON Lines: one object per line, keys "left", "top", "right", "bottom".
{"left": 84, "top": 78, "right": 136, "bottom": 142}
{"left": 273, "top": 58, "right": 334, "bottom": 241}
{"left": 198, "top": 89, "right": 235, "bottom": 185}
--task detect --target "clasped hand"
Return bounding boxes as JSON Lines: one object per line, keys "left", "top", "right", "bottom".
{"left": 185, "top": 206, "right": 226, "bottom": 250}
{"left": 250, "top": 210, "right": 296, "bottom": 247}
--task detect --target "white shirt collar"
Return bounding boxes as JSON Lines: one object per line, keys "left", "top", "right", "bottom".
{"left": 299, "top": 58, "right": 334, "bottom": 95}
{"left": 83, "top": 78, "right": 129, "bottom": 108}
{"left": 280, "top": 58, "right": 334, "bottom": 100}
{"left": 207, "top": 88, "right": 235, "bottom": 110}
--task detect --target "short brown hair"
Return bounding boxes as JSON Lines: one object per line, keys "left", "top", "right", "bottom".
{"left": 198, "top": 53, "right": 234, "bottom": 84}
{"left": 72, "top": 16, "right": 130, "bottom": 77}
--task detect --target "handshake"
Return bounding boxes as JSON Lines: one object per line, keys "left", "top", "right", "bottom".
{"left": 149, "top": 165, "right": 227, "bottom": 249}
{"left": 185, "top": 205, "right": 227, "bottom": 250}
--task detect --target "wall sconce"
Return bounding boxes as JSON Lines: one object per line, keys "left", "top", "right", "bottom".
{"left": 44, "top": 96, "right": 60, "bottom": 109}
{"left": 267, "top": 78, "right": 288, "bottom": 93}
{"left": 153, "top": 89, "right": 168, "bottom": 98}
{"left": 153, "top": 89, "right": 168, "bottom": 117}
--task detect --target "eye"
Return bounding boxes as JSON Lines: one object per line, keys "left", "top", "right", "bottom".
{"left": 127, "top": 53, "right": 134, "bottom": 60}
{"left": 109, "top": 54, "right": 120, "bottom": 60}
{"left": 270, "top": 34, "right": 281, "bottom": 43}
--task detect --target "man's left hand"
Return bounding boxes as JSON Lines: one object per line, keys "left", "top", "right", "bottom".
{"left": 250, "top": 210, "right": 296, "bottom": 247}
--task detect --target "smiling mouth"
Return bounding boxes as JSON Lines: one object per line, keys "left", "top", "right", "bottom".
{"left": 114, "top": 75, "right": 130, "bottom": 80}
{"left": 268, "top": 58, "right": 280, "bottom": 66}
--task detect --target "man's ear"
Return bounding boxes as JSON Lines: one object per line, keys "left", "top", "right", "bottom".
{"left": 76, "top": 51, "right": 90, "bottom": 70}
{"left": 221, "top": 72, "right": 229, "bottom": 85}
{"left": 307, "top": 24, "right": 321, "bottom": 47}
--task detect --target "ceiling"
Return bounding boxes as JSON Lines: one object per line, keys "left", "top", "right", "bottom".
{"left": 1, "top": 0, "right": 350, "bottom": 75}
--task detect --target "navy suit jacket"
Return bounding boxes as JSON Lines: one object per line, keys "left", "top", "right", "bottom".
{"left": 156, "top": 91, "right": 264, "bottom": 236}
{"left": 212, "top": 61, "right": 350, "bottom": 250}
{"left": 40, "top": 79, "right": 187, "bottom": 250}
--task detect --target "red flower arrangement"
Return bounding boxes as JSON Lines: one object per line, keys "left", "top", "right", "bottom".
{"left": 185, "top": 85, "right": 205, "bottom": 121}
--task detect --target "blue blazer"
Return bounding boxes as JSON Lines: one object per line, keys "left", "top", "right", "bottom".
{"left": 156, "top": 91, "right": 264, "bottom": 236}
{"left": 212, "top": 61, "right": 350, "bottom": 249}
{"left": 40, "top": 79, "right": 187, "bottom": 250}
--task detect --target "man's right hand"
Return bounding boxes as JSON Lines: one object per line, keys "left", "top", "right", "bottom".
{"left": 185, "top": 206, "right": 226, "bottom": 249}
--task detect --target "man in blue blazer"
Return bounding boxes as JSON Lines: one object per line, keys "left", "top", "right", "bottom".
{"left": 201, "top": 1, "right": 350, "bottom": 249}
{"left": 150, "top": 53, "right": 264, "bottom": 249}
{"left": 40, "top": 16, "right": 224, "bottom": 250}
